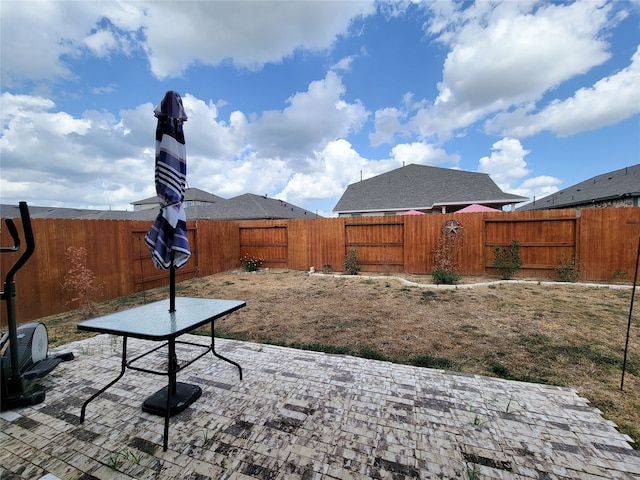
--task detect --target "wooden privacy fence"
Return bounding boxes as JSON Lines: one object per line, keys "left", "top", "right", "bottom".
{"left": 239, "top": 210, "right": 584, "bottom": 276}
{"left": 1, "top": 207, "right": 639, "bottom": 323}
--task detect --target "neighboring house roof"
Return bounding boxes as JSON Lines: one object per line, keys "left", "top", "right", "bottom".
{"left": 0, "top": 204, "right": 151, "bottom": 220}
{"left": 133, "top": 187, "right": 226, "bottom": 206}
{"left": 0, "top": 193, "right": 318, "bottom": 221}
{"left": 183, "top": 194, "right": 319, "bottom": 220}
{"left": 517, "top": 164, "right": 640, "bottom": 211}
{"left": 184, "top": 187, "right": 225, "bottom": 204}
{"left": 333, "top": 164, "right": 527, "bottom": 214}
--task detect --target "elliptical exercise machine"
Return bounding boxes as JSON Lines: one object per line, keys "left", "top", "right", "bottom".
{"left": 1, "top": 202, "right": 73, "bottom": 410}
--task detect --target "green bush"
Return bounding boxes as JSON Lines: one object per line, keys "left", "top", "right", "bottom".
{"left": 555, "top": 255, "right": 580, "bottom": 282}
{"left": 410, "top": 354, "right": 454, "bottom": 369}
{"left": 431, "top": 269, "right": 461, "bottom": 285}
{"left": 493, "top": 240, "right": 522, "bottom": 280}
{"left": 240, "top": 253, "right": 263, "bottom": 271}
{"left": 343, "top": 247, "right": 361, "bottom": 275}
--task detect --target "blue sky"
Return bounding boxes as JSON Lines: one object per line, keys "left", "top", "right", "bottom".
{"left": 1, "top": 0, "right": 639, "bottom": 216}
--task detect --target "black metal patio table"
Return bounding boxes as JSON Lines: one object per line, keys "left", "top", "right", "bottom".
{"left": 77, "top": 297, "right": 245, "bottom": 451}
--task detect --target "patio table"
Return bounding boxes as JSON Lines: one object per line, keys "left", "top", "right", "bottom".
{"left": 77, "top": 297, "right": 245, "bottom": 451}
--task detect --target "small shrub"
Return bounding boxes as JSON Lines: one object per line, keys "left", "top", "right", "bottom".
{"left": 410, "top": 355, "right": 453, "bottom": 369}
{"left": 493, "top": 240, "right": 522, "bottom": 280}
{"left": 343, "top": 247, "right": 361, "bottom": 275}
{"left": 491, "top": 362, "right": 511, "bottom": 378}
{"left": 322, "top": 264, "right": 333, "bottom": 273}
{"left": 611, "top": 269, "right": 628, "bottom": 283}
{"left": 432, "top": 220, "right": 464, "bottom": 285}
{"left": 555, "top": 254, "right": 580, "bottom": 282}
{"left": 432, "top": 269, "right": 461, "bottom": 285}
{"left": 240, "top": 253, "right": 263, "bottom": 272}
{"left": 421, "top": 290, "right": 437, "bottom": 302}
{"left": 62, "top": 246, "right": 103, "bottom": 316}
{"left": 360, "top": 347, "right": 390, "bottom": 361}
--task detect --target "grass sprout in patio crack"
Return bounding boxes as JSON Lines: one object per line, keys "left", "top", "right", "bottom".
{"left": 472, "top": 414, "right": 485, "bottom": 427}
{"left": 106, "top": 450, "right": 126, "bottom": 471}
{"left": 465, "top": 462, "right": 481, "bottom": 480}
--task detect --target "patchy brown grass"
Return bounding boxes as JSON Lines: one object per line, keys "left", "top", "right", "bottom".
{"left": 43, "top": 269, "right": 639, "bottom": 448}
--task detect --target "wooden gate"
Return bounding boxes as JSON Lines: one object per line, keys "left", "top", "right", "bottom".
{"left": 131, "top": 225, "right": 198, "bottom": 292}
{"left": 345, "top": 222, "right": 404, "bottom": 272}
{"left": 483, "top": 216, "right": 578, "bottom": 277}
{"left": 239, "top": 225, "right": 288, "bottom": 268}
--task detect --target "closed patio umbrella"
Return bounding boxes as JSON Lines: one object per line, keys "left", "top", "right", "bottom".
{"left": 144, "top": 91, "right": 190, "bottom": 311}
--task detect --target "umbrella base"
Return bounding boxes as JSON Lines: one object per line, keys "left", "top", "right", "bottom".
{"left": 142, "top": 382, "right": 202, "bottom": 417}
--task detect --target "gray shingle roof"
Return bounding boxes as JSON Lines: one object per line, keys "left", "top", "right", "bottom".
{"left": 0, "top": 205, "right": 97, "bottom": 219}
{"left": 183, "top": 194, "right": 318, "bottom": 220}
{"left": 0, "top": 204, "right": 154, "bottom": 220}
{"left": 333, "top": 164, "right": 527, "bottom": 213}
{"left": 1, "top": 194, "right": 318, "bottom": 220}
{"left": 517, "top": 164, "right": 640, "bottom": 211}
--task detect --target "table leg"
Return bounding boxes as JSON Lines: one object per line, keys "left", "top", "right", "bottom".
{"left": 80, "top": 336, "right": 127, "bottom": 423}
{"left": 210, "top": 328, "right": 242, "bottom": 380}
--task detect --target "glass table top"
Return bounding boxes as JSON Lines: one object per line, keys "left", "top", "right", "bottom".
{"left": 77, "top": 297, "right": 245, "bottom": 340}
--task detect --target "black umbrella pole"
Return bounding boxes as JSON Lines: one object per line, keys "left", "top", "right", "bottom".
{"left": 621, "top": 236, "right": 639, "bottom": 391}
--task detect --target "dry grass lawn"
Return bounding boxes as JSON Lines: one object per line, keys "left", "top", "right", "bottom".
{"left": 44, "top": 269, "right": 639, "bottom": 449}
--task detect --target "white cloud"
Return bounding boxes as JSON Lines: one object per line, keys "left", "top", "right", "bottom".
{"left": 0, "top": 78, "right": 370, "bottom": 211}
{"left": 477, "top": 137, "right": 561, "bottom": 202}
{"left": 478, "top": 138, "right": 531, "bottom": 190}
{"left": 437, "top": 1, "right": 611, "bottom": 106}
{"left": 390, "top": 142, "right": 459, "bottom": 168}
{"left": 195, "top": 153, "right": 292, "bottom": 200}
{"left": 83, "top": 29, "right": 118, "bottom": 57}
{"left": 369, "top": 107, "right": 407, "bottom": 147}
{"left": 486, "top": 45, "right": 640, "bottom": 137}
{"left": 331, "top": 56, "right": 356, "bottom": 72}
{"left": 513, "top": 175, "right": 562, "bottom": 202}
{"left": 0, "top": 1, "right": 139, "bottom": 84}
{"left": 248, "top": 71, "right": 368, "bottom": 165}
{"left": 1, "top": 1, "right": 375, "bottom": 83}
{"left": 403, "top": 0, "right": 618, "bottom": 141}
{"left": 278, "top": 139, "right": 369, "bottom": 206}
{"left": 181, "top": 94, "right": 248, "bottom": 160}
{"left": 0, "top": 92, "right": 154, "bottom": 209}
{"left": 140, "top": 1, "right": 376, "bottom": 78}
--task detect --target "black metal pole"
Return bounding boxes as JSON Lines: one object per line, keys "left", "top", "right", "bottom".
{"left": 621, "top": 236, "right": 640, "bottom": 391}
{"left": 169, "top": 251, "right": 176, "bottom": 313}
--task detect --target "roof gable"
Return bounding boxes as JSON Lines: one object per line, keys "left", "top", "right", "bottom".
{"left": 133, "top": 187, "right": 225, "bottom": 205}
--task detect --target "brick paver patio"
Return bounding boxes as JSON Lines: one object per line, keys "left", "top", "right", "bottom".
{"left": 1, "top": 334, "right": 638, "bottom": 479}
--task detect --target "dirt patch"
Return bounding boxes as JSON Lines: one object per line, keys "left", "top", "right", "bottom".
{"left": 43, "top": 268, "right": 639, "bottom": 448}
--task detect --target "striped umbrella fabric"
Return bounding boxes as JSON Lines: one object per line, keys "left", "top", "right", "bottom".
{"left": 144, "top": 91, "right": 191, "bottom": 269}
